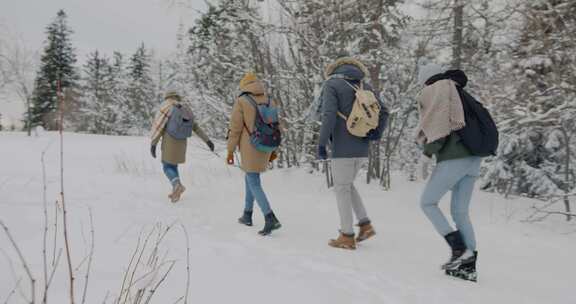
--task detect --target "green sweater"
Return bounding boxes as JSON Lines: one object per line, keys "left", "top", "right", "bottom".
{"left": 424, "top": 133, "right": 473, "bottom": 163}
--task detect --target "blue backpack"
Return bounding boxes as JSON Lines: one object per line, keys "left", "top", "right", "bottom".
{"left": 166, "top": 104, "right": 194, "bottom": 140}
{"left": 242, "top": 94, "right": 281, "bottom": 153}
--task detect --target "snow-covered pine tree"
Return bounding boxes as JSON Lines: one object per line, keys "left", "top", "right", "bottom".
{"left": 482, "top": 0, "right": 576, "bottom": 219}
{"left": 122, "top": 44, "right": 156, "bottom": 135}
{"left": 30, "top": 10, "right": 78, "bottom": 130}
{"left": 107, "top": 51, "right": 131, "bottom": 135}
{"left": 78, "top": 51, "right": 121, "bottom": 134}
{"left": 276, "top": 0, "right": 409, "bottom": 174}
{"left": 178, "top": 0, "right": 269, "bottom": 144}
{"left": 413, "top": 0, "right": 511, "bottom": 73}
{"left": 413, "top": 0, "right": 517, "bottom": 181}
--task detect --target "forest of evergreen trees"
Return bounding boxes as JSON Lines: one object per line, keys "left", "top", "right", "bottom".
{"left": 1, "top": 0, "right": 575, "bottom": 218}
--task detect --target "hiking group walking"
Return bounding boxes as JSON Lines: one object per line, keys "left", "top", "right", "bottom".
{"left": 148, "top": 57, "right": 498, "bottom": 283}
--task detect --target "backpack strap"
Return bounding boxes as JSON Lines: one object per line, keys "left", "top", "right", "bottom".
{"left": 342, "top": 80, "right": 361, "bottom": 91}
{"left": 242, "top": 94, "right": 260, "bottom": 109}
{"left": 241, "top": 94, "right": 264, "bottom": 135}
{"left": 336, "top": 79, "right": 363, "bottom": 120}
{"left": 327, "top": 74, "right": 365, "bottom": 120}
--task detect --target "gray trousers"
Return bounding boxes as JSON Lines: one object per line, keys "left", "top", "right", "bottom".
{"left": 331, "top": 158, "right": 370, "bottom": 235}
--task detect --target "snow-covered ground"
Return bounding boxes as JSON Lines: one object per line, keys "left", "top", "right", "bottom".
{"left": 0, "top": 132, "right": 574, "bottom": 304}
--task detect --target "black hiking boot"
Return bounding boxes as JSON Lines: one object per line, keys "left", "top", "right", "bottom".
{"left": 442, "top": 231, "right": 473, "bottom": 270}
{"left": 238, "top": 210, "right": 253, "bottom": 226}
{"left": 258, "top": 212, "right": 281, "bottom": 236}
{"left": 446, "top": 251, "right": 478, "bottom": 282}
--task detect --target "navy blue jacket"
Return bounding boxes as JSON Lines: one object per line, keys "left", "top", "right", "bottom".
{"left": 318, "top": 64, "right": 389, "bottom": 158}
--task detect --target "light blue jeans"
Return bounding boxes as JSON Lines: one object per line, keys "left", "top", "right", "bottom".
{"left": 244, "top": 173, "right": 272, "bottom": 216}
{"left": 420, "top": 156, "right": 482, "bottom": 251}
{"left": 162, "top": 162, "right": 180, "bottom": 187}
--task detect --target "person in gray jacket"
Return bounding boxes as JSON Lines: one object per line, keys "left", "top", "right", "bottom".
{"left": 318, "top": 57, "right": 389, "bottom": 250}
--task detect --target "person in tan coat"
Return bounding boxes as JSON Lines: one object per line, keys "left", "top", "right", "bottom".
{"left": 150, "top": 90, "right": 214, "bottom": 203}
{"left": 227, "top": 72, "right": 281, "bottom": 236}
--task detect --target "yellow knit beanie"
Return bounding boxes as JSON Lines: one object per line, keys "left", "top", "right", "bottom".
{"left": 239, "top": 72, "right": 259, "bottom": 90}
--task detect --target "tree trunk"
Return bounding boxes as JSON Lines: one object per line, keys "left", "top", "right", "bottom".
{"left": 452, "top": 0, "right": 465, "bottom": 69}
{"left": 561, "top": 127, "right": 572, "bottom": 221}
{"left": 26, "top": 96, "right": 32, "bottom": 136}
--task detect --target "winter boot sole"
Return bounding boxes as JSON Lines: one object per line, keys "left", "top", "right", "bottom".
{"left": 445, "top": 268, "right": 478, "bottom": 282}
{"left": 328, "top": 240, "right": 356, "bottom": 250}
{"left": 442, "top": 250, "right": 475, "bottom": 270}
{"left": 446, "top": 255, "right": 477, "bottom": 282}
{"left": 356, "top": 230, "right": 376, "bottom": 242}
{"left": 258, "top": 222, "right": 281, "bottom": 236}
{"left": 238, "top": 219, "right": 253, "bottom": 226}
{"left": 170, "top": 184, "right": 186, "bottom": 203}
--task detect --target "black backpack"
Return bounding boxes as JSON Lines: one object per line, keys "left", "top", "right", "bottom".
{"left": 455, "top": 88, "right": 499, "bottom": 156}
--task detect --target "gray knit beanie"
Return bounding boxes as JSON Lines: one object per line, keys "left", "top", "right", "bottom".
{"left": 417, "top": 59, "right": 446, "bottom": 85}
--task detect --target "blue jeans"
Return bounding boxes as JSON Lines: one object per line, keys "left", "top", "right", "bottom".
{"left": 420, "top": 157, "right": 482, "bottom": 251}
{"left": 244, "top": 173, "right": 272, "bottom": 216}
{"left": 162, "top": 162, "right": 180, "bottom": 186}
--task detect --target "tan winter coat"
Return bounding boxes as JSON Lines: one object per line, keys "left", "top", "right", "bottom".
{"left": 150, "top": 98, "right": 210, "bottom": 165}
{"left": 227, "top": 81, "right": 276, "bottom": 173}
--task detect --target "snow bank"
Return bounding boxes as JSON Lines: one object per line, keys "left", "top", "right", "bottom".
{"left": 0, "top": 132, "right": 573, "bottom": 304}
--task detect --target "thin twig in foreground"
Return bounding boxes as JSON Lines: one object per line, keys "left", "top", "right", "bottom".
{"left": 41, "top": 147, "right": 49, "bottom": 304}
{"left": 81, "top": 208, "right": 95, "bottom": 304}
{"left": 180, "top": 223, "right": 191, "bottom": 304}
{"left": 3, "top": 277, "right": 22, "bottom": 304}
{"left": 0, "top": 248, "right": 27, "bottom": 301}
{"left": 0, "top": 219, "right": 36, "bottom": 304}
{"left": 46, "top": 249, "right": 63, "bottom": 289}
{"left": 116, "top": 231, "right": 143, "bottom": 304}
{"left": 143, "top": 261, "right": 176, "bottom": 304}
{"left": 52, "top": 199, "right": 59, "bottom": 267}
{"left": 58, "top": 80, "right": 76, "bottom": 304}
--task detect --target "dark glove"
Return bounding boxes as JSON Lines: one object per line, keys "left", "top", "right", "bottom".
{"left": 206, "top": 140, "right": 215, "bottom": 152}
{"left": 150, "top": 145, "right": 157, "bottom": 158}
{"left": 366, "top": 129, "right": 380, "bottom": 141}
{"left": 317, "top": 146, "right": 328, "bottom": 160}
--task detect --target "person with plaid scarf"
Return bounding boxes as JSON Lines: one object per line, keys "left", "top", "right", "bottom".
{"left": 150, "top": 90, "right": 214, "bottom": 203}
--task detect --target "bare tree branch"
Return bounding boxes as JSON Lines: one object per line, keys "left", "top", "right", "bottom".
{"left": 81, "top": 208, "right": 95, "bottom": 304}
{"left": 0, "top": 219, "right": 36, "bottom": 304}
{"left": 3, "top": 277, "right": 22, "bottom": 304}
{"left": 180, "top": 224, "right": 191, "bottom": 304}
{"left": 143, "top": 261, "right": 176, "bottom": 304}
{"left": 58, "top": 80, "right": 76, "bottom": 304}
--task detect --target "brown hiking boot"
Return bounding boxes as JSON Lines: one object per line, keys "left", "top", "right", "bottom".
{"left": 356, "top": 222, "right": 376, "bottom": 242}
{"left": 329, "top": 233, "right": 356, "bottom": 250}
{"left": 170, "top": 182, "right": 186, "bottom": 203}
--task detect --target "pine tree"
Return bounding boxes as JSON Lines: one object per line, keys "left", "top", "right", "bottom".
{"left": 109, "top": 51, "right": 129, "bottom": 135}
{"left": 280, "top": 0, "right": 408, "bottom": 179}
{"left": 483, "top": 0, "right": 576, "bottom": 219}
{"left": 182, "top": 0, "right": 267, "bottom": 140}
{"left": 123, "top": 44, "right": 156, "bottom": 135}
{"left": 79, "top": 51, "right": 120, "bottom": 134}
{"left": 30, "top": 10, "right": 78, "bottom": 130}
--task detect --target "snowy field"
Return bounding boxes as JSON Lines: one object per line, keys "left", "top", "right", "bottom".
{"left": 0, "top": 132, "right": 574, "bottom": 304}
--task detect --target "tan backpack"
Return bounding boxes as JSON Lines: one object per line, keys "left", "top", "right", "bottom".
{"left": 337, "top": 81, "right": 381, "bottom": 137}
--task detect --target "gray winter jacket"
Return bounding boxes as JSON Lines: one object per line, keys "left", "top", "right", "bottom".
{"left": 318, "top": 59, "right": 389, "bottom": 159}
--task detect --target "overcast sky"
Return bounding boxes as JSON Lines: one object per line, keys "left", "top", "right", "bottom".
{"left": 0, "top": 0, "right": 206, "bottom": 126}
{"left": 1, "top": 0, "right": 205, "bottom": 58}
